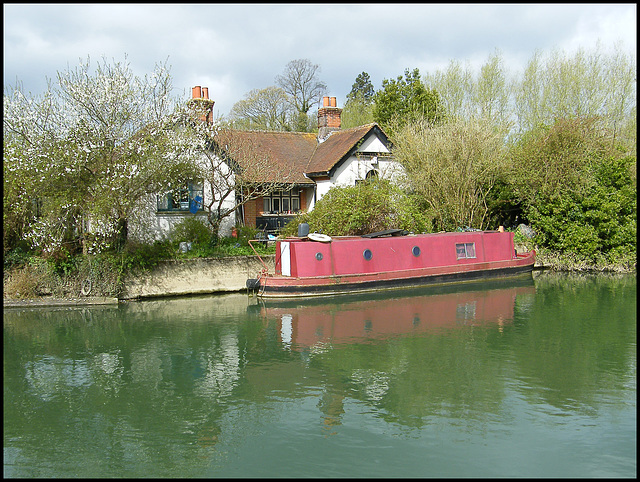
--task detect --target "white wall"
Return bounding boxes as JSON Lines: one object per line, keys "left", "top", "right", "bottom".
{"left": 128, "top": 155, "right": 238, "bottom": 242}
{"left": 312, "top": 131, "right": 404, "bottom": 205}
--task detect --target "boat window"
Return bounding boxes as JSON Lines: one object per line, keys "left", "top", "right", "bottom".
{"left": 456, "top": 243, "right": 476, "bottom": 259}
{"left": 363, "top": 249, "right": 373, "bottom": 260}
{"left": 412, "top": 246, "right": 421, "bottom": 257}
{"left": 315, "top": 252, "right": 323, "bottom": 261}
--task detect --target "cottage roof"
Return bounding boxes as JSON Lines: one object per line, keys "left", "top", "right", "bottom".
{"left": 216, "top": 130, "right": 316, "bottom": 184}
{"left": 216, "top": 123, "right": 389, "bottom": 184}
{"left": 306, "top": 123, "right": 386, "bottom": 176}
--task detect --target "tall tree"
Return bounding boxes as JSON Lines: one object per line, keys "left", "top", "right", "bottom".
{"left": 275, "top": 59, "right": 327, "bottom": 132}
{"left": 341, "top": 71, "right": 376, "bottom": 128}
{"left": 228, "top": 86, "right": 292, "bottom": 131}
{"left": 346, "top": 71, "right": 375, "bottom": 104}
{"left": 424, "top": 59, "right": 474, "bottom": 121}
{"left": 513, "top": 43, "right": 636, "bottom": 146}
{"left": 372, "top": 68, "right": 445, "bottom": 132}
{"left": 424, "top": 52, "right": 512, "bottom": 129}
{"left": 473, "top": 51, "right": 512, "bottom": 126}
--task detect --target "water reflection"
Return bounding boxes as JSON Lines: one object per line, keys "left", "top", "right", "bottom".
{"left": 3, "top": 273, "right": 636, "bottom": 478}
{"left": 255, "top": 277, "right": 536, "bottom": 349}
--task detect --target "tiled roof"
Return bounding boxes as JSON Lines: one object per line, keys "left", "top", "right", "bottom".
{"left": 216, "top": 130, "right": 316, "bottom": 184}
{"left": 215, "top": 123, "right": 387, "bottom": 183}
{"left": 306, "top": 123, "right": 380, "bottom": 175}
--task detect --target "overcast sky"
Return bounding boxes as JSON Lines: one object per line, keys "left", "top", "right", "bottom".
{"left": 3, "top": 3, "right": 636, "bottom": 118}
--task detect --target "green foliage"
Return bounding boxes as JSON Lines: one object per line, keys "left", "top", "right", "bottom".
{"left": 120, "top": 239, "right": 176, "bottom": 273}
{"left": 280, "top": 179, "right": 431, "bottom": 237}
{"left": 392, "top": 116, "right": 510, "bottom": 231}
{"left": 341, "top": 94, "right": 375, "bottom": 129}
{"left": 169, "top": 216, "right": 213, "bottom": 245}
{"left": 484, "top": 179, "right": 525, "bottom": 229}
{"left": 373, "top": 68, "right": 445, "bottom": 132}
{"left": 510, "top": 121, "right": 637, "bottom": 262}
{"left": 3, "top": 241, "right": 33, "bottom": 270}
{"left": 346, "top": 72, "right": 375, "bottom": 104}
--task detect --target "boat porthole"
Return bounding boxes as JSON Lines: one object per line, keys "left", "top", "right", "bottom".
{"left": 315, "top": 252, "right": 323, "bottom": 261}
{"left": 412, "top": 246, "right": 421, "bottom": 257}
{"left": 363, "top": 248, "right": 373, "bottom": 260}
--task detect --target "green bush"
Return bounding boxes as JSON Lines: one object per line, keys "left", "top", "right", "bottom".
{"left": 120, "top": 239, "right": 176, "bottom": 273}
{"left": 525, "top": 167, "right": 636, "bottom": 263}
{"left": 170, "top": 217, "right": 213, "bottom": 246}
{"left": 3, "top": 242, "right": 33, "bottom": 270}
{"left": 280, "top": 179, "right": 431, "bottom": 237}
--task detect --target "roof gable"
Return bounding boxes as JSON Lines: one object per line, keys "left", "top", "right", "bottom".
{"left": 305, "top": 123, "right": 392, "bottom": 177}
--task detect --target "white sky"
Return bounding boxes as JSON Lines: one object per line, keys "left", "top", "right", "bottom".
{"left": 3, "top": 3, "right": 637, "bottom": 118}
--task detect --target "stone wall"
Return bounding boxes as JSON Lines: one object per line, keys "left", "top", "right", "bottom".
{"left": 121, "top": 255, "right": 275, "bottom": 300}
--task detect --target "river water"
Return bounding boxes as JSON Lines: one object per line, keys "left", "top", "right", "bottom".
{"left": 3, "top": 272, "right": 636, "bottom": 478}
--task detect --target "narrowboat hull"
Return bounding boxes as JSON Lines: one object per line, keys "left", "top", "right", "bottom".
{"left": 247, "top": 230, "right": 536, "bottom": 299}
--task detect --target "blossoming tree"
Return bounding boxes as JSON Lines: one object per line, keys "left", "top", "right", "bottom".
{"left": 4, "top": 56, "right": 201, "bottom": 254}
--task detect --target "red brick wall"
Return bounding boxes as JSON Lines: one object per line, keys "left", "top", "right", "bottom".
{"left": 317, "top": 107, "right": 342, "bottom": 128}
{"left": 244, "top": 197, "right": 259, "bottom": 228}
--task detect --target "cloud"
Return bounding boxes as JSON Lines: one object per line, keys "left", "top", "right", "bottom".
{"left": 3, "top": 4, "right": 636, "bottom": 116}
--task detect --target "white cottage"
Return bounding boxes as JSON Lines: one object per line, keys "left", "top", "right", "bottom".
{"left": 131, "top": 89, "right": 404, "bottom": 241}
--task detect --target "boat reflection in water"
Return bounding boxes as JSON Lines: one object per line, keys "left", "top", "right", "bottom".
{"left": 254, "top": 277, "right": 536, "bottom": 351}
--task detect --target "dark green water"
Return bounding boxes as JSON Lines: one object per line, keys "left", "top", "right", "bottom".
{"left": 4, "top": 272, "right": 636, "bottom": 478}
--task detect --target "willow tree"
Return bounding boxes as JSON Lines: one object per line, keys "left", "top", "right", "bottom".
{"left": 391, "top": 117, "right": 510, "bottom": 231}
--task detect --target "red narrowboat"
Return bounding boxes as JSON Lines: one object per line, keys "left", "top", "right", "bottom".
{"left": 247, "top": 228, "right": 535, "bottom": 299}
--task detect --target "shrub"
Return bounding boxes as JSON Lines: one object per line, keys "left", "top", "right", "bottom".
{"left": 120, "top": 239, "right": 176, "bottom": 273}
{"left": 280, "top": 179, "right": 431, "bottom": 237}
{"left": 170, "top": 217, "right": 213, "bottom": 246}
{"left": 4, "top": 265, "right": 40, "bottom": 299}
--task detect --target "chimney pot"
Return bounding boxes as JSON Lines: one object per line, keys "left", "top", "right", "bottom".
{"left": 323, "top": 96, "right": 330, "bottom": 107}
{"left": 192, "top": 86, "right": 202, "bottom": 99}
{"left": 202, "top": 87, "right": 209, "bottom": 99}
{"left": 330, "top": 97, "right": 337, "bottom": 107}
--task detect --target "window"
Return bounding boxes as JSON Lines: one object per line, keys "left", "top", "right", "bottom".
{"left": 456, "top": 243, "right": 476, "bottom": 259}
{"left": 262, "top": 189, "right": 301, "bottom": 214}
{"left": 157, "top": 181, "right": 204, "bottom": 212}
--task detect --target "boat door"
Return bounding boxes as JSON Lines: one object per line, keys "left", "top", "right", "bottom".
{"left": 280, "top": 241, "right": 291, "bottom": 276}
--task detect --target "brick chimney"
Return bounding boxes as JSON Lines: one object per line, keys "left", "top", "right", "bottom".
{"left": 188, "top": 85, "right": 215, "bottom": 124}
{"left": 317, "top": 96, "right": 342, "bottom": 141}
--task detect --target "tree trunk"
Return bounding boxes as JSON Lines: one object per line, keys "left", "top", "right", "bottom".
{"left": 114, "top": 218, "right": 128, "bottom": 251}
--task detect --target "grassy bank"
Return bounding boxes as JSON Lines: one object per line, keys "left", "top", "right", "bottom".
{"left": 3, "top": 236, "right": 275, "bottom": 300}
{"left": 4, "top": 239, "right": 635, "bottom": 302}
